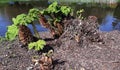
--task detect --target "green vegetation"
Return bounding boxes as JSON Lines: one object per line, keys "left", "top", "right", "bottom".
{"left": 5, "top": 2, "right": 84, "bottom": 51}
{"left": 28, "top": 40, "right": 46, "bottom": 51}
{"left": 12, "top": 8, "right": 40, "bottom": 26}
{"left": 76, "top": 9, "right": 84, "bottom": 19}
{"left": 5, "top": 8, "right": 43, "bottom": 51}
{"left": 6, "top": 8, "right": 41, "bottom": 41}
{"left": 6, "top": 14, "right": 28, "bottom": 41}
{"left": 5, "top": 25, "right": 18, "bottom": 41}
{"left": 28, "top": 8, "right": 40, "bottom": 21}
{"left": 27, "top": 8, "right": 41, "bottom": 38}
{"left": 60, "top": 6, "right": 72, "bottom": 16}
{"left": 12, "top": 14, "right": 28, "bottom": 26}
{"left": 39, "top": 2, "right": 72, "bottom": 37}
{"left": 41, "top": 1, "right": 72, "bottom": 20}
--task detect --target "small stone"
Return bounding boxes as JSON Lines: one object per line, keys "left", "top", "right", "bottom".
{"left": 26, "top": 66, "right": 33, "bottom": 70}
{"left": 80, "top": 67, "right": 85, "bottom": 70}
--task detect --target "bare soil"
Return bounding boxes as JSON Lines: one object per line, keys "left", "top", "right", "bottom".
{"left": 0, "top": 18, "right": 120, "bottom": 70}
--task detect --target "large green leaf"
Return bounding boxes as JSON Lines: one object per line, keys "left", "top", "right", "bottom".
{"left": 60, "top": 6, "right": 71, "bottom": 16}
{"left": 12, "top": 18, "right": 18, "bottom": 25}
{"left": 5, "top": 25, "right": 18, "bottom": 41}
{"left": 47, "top": 1, "right": 59, "bottom": 13}
{"left": 28, "top": 40, "right": 46, "bottom": 51}
{"left": 28, "top": 8, "right": 40, "bottom": 20}
{"left": 28, "top": 42, "right": 35, "bottom": 50}
{"left": 12, "top": 14, "right": 28, "bottom": 26}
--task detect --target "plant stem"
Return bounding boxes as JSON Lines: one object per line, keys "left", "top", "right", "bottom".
{"left": 31, "top": 23, "right": 40, "bottom": 38}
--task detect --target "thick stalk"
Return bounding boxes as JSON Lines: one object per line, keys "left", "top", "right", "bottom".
{"left": 31, "top": 23, "right": 40, "bottom": 38}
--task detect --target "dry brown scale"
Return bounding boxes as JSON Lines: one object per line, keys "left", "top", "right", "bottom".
{"left": 39, "top": 56, "right": 53, "bottom": 70}
{"left": 31, "top": 50, "right": 53, "bottom": 70}
{"left": 39, "top": 14, "right": 56, "bottom": 38}
{"left": 18, "top": 25, "right": 35, "bottom": 46}
{"left": 39, "top": 50, "right": 53, "bottom": 70}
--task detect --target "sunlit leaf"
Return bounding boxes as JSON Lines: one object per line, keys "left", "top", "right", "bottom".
{"left": 61, "top": 6, "right": 71, "bottom": 16}
{"left": 5, "top": 25, "right": 18, "bottom": 41}
{"left": 28, "top": 40, "right": 46, "bottom": 51}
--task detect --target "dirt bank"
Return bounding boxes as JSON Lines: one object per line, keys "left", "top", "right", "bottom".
{"left": 0, "top": 18, "right": 120, "bottom": 70}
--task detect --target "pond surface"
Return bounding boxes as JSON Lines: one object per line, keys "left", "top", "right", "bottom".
{"left": 69, "top": 2, "right": 120, "bottom": 32}
{"left": 0, "top": 1, "right": 49, "bottom": 37}
{"left": 0, "top": 1, "right": 120, "bottom": 37}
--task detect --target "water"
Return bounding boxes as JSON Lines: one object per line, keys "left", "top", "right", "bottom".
{"left": 66, "top": 2, "right": 120, "bottom": 32}
{"left": 0, "top": 1, "right": 120, "bottom": 37}
{"left": 0, "top": 1, "right": 49, "bottom": 37}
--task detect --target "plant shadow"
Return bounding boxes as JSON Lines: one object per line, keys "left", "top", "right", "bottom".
{"left": 38, "top": 45, "right": 54, "bottom": 53}
{"left": 52, "top": 59, "right": 66, "bottom": 69}
{"left": 44, "top": 38, "right": 55, "bottom": 41}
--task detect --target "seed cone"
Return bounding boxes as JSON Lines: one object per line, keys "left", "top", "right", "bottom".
{"left": 39, "top": 50, "right": 53, "bottom": 70}
{"left": 39, "top": 56, "right": 53, "bottom": 70}
{"left": 39, "top": 15, "right": 50, "bottom": 28}
{"left": 18, "top": 25, "right": 34, "bottom": 46}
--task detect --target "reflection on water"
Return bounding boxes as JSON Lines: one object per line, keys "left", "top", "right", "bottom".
{"left": 0, "top": 1, "right": 120, "bottom": 37}
{"left": 99, "top": 14, "right": 116, "bottom": 31}
{"left": 99, "top": 14, "right": 120, "bottom": 31}
{"left": 0, "top": 5, "right": 12, "bottom": 36}
{"left": 27, "top": 22, "right": 48, "bottom": 34}
{"left": 99, "top": 3, "right": 120, "bottom": 31}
